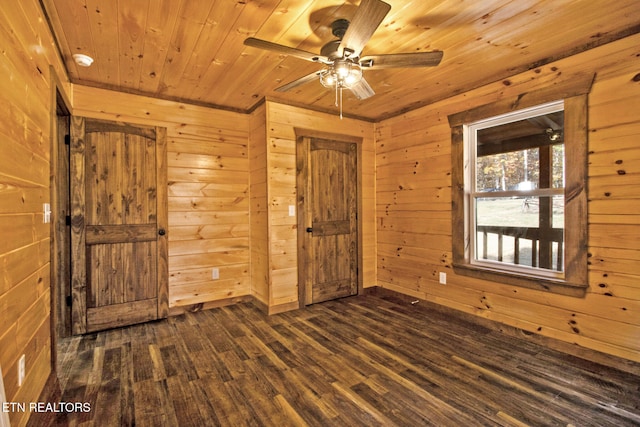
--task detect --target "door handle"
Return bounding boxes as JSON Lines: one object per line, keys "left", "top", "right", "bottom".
{"left": 306, "top": 227, "right": 313, "bottom": 233}
{"left": 158, "top": 228, "right": 166, "bottom": 236}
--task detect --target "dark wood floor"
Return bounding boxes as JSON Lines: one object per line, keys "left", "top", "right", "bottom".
{"left": 34, "top": 293, "right": 640, "bottom": 426}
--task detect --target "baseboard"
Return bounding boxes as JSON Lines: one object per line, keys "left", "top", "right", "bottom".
{"left": 267, "top": 300, "right": 300, "bottom": 315}
{"left": 168, "top": 295, "right": 253, "bottom": 316}
{"left": 366, "top": 286, "right": 640, "bottom": 376}
{"left": 251, "top": 296, "right": 269, "bottom": 314}
{"left": 168, "top": 294, "right": 300, "bottom": 317}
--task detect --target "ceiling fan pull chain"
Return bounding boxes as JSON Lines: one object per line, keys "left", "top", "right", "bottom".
{"left": 340, "top": 87, "right": 344, "bottom": 120}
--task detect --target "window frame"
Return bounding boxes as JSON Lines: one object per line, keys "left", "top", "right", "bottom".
{"left": 448, "top": 76, "right": 592, "bottom": 297}
{"left": 468, "top": 100, "right": 565, "bottom": 278}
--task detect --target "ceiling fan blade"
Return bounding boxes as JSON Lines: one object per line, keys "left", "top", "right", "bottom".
{"left": 274, "top": 71, "right": 323, "bottom": 92}
{"left": 349, "top": 77, "right": 376, "bottom": 100}
{"left": 339, "top": 0, "right": 391, "bottom": 58}
{"left": 360, "top": 51, "right": 444, "bottom": 69}
{"left": 244, "top": 37, "right": 328, "bottom": 63}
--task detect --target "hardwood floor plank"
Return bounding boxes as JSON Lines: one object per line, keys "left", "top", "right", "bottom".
{"left": 158, "top": 345, "right": 181, "bottom": 378}
{"left": 195, "top": 374, "right": 240, "bottom": 425}
{"left": 331, "top": 381, "right": 397, "bottom": 426}
{"left": 273, "top": 394, "right": 309, "bottom": 427}
{"left": 119, "top": 341, "right": 135, "bottom": 427}
{"left": 38, "top": 294, "right": 640, "bottom": 427}
{"left": 496, "top": 410, "right": 530, "bottom": 427}
{"left": 91, "top": 347, "right": 121, "bottom": 425}
{"left": 163, "top": 376, "right": 205, "bottom": 426}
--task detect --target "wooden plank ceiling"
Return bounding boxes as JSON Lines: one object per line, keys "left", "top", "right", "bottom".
{"left": 41, "top": 0, "right": 640, "bottom": 121}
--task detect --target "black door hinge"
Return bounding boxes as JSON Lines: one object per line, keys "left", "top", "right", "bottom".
{"left": 65, "top": 295, "right": 72, "bottom": 307}
{"left": 65, "top": 215, "right": 71, "bottom": 226}
{"left": 64, "top": 134, "right": 71, "bottom": 145}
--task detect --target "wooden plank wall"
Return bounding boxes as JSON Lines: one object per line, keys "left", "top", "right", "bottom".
{"left": 73, "top": 92, "right": 377, "bottom": 316}
{"left": 0, "top": 1, "right": 71, "bottom": 426}
{"left": 376, "top": 33, "right": 640, "bottom": 362}
{"left": 249, "top": 103, "right": 269, "bottom": 306}
{"left": 264, "top": 102, "right": 376, "bottom": 313}
{"left": 72, "top": 86, "right": 252, "bottom": 314}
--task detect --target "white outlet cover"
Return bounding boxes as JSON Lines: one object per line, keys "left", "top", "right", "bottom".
{"left": 212, "top": 268, "right": 220, "bottom": 280}
{"left": 288, "top": 205, "right": 296, "bottom": 216}
{"left": 439, "top": 272, "right": 447, "bottom": 285}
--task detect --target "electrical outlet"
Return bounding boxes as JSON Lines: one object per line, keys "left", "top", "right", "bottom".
{"left": 211, "top": 268, "right": 220, "bottom": 280}
{"left": 288, "top": 205, "right": 296, "bottom": 216}
{"left": 18, "top": 354, "right": 25, "bottom": 387}
{"left": 439, "top": 272, "right": 447, "bottom": 285}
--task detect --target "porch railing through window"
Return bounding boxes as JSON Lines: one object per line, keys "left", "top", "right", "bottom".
{"left": 476, "top": 226, "right": 563, "bottom": 271}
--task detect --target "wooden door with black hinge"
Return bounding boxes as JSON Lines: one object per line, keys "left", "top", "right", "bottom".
{"left": 297, "top": 135, "right": 358, "bottom": 305}
{"left": 70, "top": 117, "right": 168, "bottom": 334}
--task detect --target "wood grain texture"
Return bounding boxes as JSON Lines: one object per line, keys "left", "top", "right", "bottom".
{"left": 0, "top": 1, "right": 71, "bottom": 424}
{"left": 264, "top": 102, "right": 375, "bottom": 312}
{"left": 376, "top": 34, "right": 640, "bottom": 361}
{"left": 302, "top": 137, "right": 358, "bottom": 304}
{"left": 31, "top": 294, "right": 640, "bottom": 426}
{"left": 70, "top": 117, "right": 167, "bottom": 334}
{"left": 72, "top": 85, "right": 252, "bottom": 312}
{"left": 40, "top": 0, "right": 640, "bottom": 121}
{"left": 249, "top": 103, "right": 270, "bottom": 307}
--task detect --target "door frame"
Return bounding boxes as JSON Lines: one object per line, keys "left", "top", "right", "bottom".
{"left": 50, "top": 66, "right": 72, "bottom": 370}
{"left": 295, "top": 128, "right": 363, "bottom": 308}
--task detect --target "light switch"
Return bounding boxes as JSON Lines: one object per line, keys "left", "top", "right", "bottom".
{"left": 43, "top": 203, "right": 51, "bottom": 223}
{"left": 288, "top": 205, "right": 296, "bottom": 216}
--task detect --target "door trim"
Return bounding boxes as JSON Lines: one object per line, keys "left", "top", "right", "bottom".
{"left": 295, "top": 128, "right": 363, "bottom": 308}
{"left": 50, "top": 66, "right": 71, "bottom": 370}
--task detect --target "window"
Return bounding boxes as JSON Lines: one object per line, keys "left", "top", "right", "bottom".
{"left": 469, "top": 101, "right": 565, "bottom": 277}
{"left": 448, "top": 78, "right": 592, "bottom": 297}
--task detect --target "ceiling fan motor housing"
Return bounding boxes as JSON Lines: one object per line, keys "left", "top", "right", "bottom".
{"left": 321, "top": 19, "right": 352, "bottom": 59}
{"left": 331, "top": 19, "right": 350, "bottom": 39}
{"left": 321, "top": 40, "right": 343, "bottom": 59}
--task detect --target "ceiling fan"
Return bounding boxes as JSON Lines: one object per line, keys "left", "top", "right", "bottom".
{"left": 244, "top": 0, "right": 443, "bottom": 116}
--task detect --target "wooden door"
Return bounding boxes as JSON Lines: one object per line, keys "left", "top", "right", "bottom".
{"left": 297, "top": 136, "right": 358, "bottom": 305}
{"left": 70, "top": 117, "right": 168, "bottom": 334}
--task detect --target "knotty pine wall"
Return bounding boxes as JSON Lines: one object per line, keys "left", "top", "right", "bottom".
{"left": 263, "top": 102, "right": 376, "bottom": 313}
{"left": 0, "top": 1, "right": 70, "bottom": 426}
{"left": 72, "top": 85, "right": 252, "bottom": 314}
{"left": 376, "top": 33, "right": 640, "bottom": 362}
{"left": 72, "top": 92, "right": 378, "bottom": 316}
{"left": 249, "top": 103, "right": 269, "bottom": 306}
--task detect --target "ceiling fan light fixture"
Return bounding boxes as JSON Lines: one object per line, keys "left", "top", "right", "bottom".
{"left": 319, "top": 60, "right": 362, "bottom": 89}
{"left": 244, "top": 0, "right": 442, "bottom": 118}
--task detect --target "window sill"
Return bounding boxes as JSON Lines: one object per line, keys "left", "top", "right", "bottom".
{"left": 452, "top": 262, "right": 588, "bottom": 298}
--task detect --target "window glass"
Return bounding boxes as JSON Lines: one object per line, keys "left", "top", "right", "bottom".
{"left": 468, "top": 102, "right": 565, "bottom": 275}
